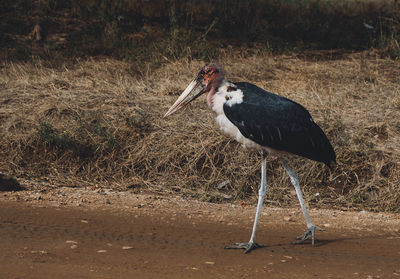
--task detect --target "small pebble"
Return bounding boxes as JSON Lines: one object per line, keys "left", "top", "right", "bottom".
{"left": 97, "top": 250, "right": 107, "bottom": 253}
{"left": 217, "top": 180, "right": 230, "bottom": 189}
{"left": 122, "top": 246, "right": 134, "bottom": 250}
{"left": 283, "top": 216, "right": 293, "bottom": 222}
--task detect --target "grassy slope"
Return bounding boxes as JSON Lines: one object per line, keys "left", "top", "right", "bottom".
{"left": 1, "top": 52, "right": 399, "bottom": 211}
{"left": 1, "top": 0, "right": 399, "bottom": 211}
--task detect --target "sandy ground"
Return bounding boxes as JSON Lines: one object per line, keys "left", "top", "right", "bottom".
{"left": 0, "top": 187, "right": 400, "bottom": 279}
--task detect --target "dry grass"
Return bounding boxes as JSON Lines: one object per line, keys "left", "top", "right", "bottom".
{"left": 0, "top": 52, "right": 399, "bottom": 211}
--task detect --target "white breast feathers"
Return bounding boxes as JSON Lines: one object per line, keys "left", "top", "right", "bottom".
{"left": 211, "top": 82, "right": 243, "bottom": 115}
{"left": 211, "top": 82, "right": 262, "bottom": 150}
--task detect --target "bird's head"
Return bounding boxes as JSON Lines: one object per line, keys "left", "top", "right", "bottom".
{"left": 164, "top": 64, "right": 223, "bottom": 117}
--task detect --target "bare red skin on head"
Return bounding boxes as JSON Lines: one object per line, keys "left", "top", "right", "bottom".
{"left": 199, "top": 64, "right": 224, "bottom": 108}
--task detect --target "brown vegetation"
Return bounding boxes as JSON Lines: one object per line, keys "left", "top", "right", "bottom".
{"left": 1, "top": 51, "right": 399, "bottom": 211}
{"left": 0, "top": 0, "right": 399, "bottom": 212}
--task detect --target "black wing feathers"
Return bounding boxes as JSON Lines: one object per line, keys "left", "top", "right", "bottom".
{"left": 223, "top": 82, "right": 336, "bottom": 167}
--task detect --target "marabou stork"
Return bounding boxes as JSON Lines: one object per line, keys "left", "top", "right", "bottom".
{"left": 164, "top": 64, "right": 336, "bottom": 253}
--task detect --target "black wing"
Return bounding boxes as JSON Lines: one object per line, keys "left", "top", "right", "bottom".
{"left": 223, "top": 82, "right": 336, "bottom": 167}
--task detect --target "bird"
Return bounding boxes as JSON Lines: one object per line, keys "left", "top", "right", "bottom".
{"left": 164, "top": 63, "right": 336, "bottom": 253}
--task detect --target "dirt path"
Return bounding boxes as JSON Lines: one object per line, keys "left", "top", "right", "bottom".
{"left": 0, "top": 188, "right": 400, "bottom": 279}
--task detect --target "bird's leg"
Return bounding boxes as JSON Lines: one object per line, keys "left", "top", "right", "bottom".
{"left": 225, "top": 151, "right": 267, "bottom": 253}
{"left": 281, "top": 159, "right": 323, "bottom": 245}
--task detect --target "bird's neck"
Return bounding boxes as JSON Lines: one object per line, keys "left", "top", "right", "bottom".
{"left": 207, "top": 87, "right": 216, "bottom": 108}
{"left": 207, "top": 78, "right": 228, "bottom": 109}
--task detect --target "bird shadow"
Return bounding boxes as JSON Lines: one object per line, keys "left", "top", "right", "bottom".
{"left": 261, "top": 237, "right": 355, "bottom": 251}
{"left": 297, "top": 237, "right": 349, "bottom": 247}
{"left": 224, "top": 232, "right": 400, "bottom": 253}
{"left": 223, "top": 237, "right": 354, "bottom": 254}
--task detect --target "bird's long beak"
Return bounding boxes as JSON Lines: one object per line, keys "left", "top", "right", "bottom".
{"left": 164, "top": 78, "right": 206, "bottom": 118}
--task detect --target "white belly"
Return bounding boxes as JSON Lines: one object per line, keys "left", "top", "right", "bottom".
{"left": 210, "top": 81, "right": 278, "bottom": 154}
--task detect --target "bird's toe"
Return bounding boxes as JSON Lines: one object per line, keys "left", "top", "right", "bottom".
{"left": 224, "top": 242, "right": 263, "bottom": 253}
{"left": 292, "top": 225, "right": 324, "bottom": 245}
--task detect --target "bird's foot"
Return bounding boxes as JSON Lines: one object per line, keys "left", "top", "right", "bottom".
{"left": 224, "top": 242, "right": 263, "bottom": 254}
{"left": 292, "top": 225, "right": 324, "bottom": 245}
